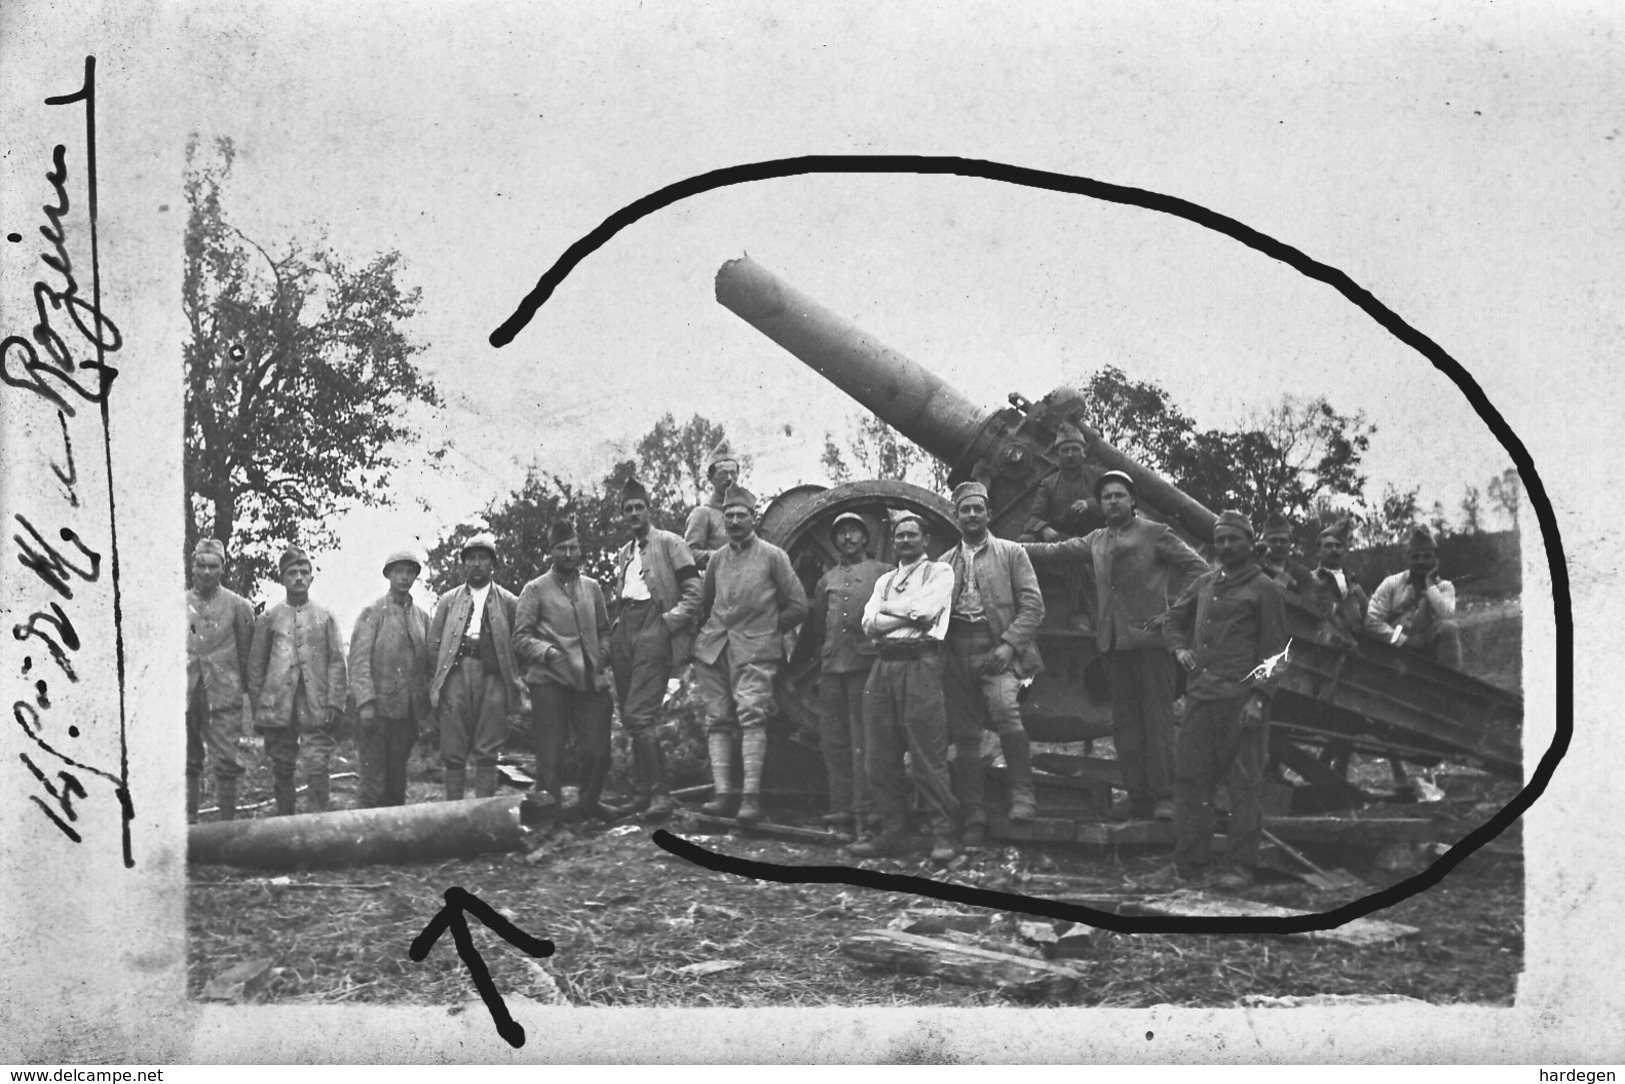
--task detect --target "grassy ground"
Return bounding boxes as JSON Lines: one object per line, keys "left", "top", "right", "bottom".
{"left": 188, "top": 762, "right": 1523, "bottom": 1008}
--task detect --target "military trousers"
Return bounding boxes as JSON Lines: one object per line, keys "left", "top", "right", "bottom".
{"left": 820, "top": 667, "right": 874, "bottom": 817}
{"left": 357, "top": 712, "right": 418, "bottom": 807}
{"left": 1173, "top": 694, "right": 1269, "bottom": 872}
{"left": 439, "top": 658, "right": 510, "bottom": 771}
{"left": 864, "top": 653, "right": 957, "bottom": 836}
{"left": 186, "top": 680, "right": 245, "bottom": 780}
{"left": 610, "top": 598, "right": 673, "bottom": 737}
{"left": 529, "top": 680, "right": 613, "bottom": 809}
{"left": 258, "top": 680, "right": 336, "bottom": 779}
{"left": 694, "top": 648, "right": 778, "bottom": 734}
{"left": 1103, "top": 648, "right": 1177, "bottom": 811}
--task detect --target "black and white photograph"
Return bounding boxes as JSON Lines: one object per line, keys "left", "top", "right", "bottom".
{"left": 0, "top": 0, "right": 1612, "bottom": 1066}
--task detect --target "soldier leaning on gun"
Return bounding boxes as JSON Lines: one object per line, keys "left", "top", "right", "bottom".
{"left": 247, "top": 545, "right": 348, "bottom": 815}
{"left": 185, "top": 538, "right": 255, "bottom": 822}
{"left": 1020, "top": 469, "right": 1209, "bottom": 823}
{"left": 1366, "top": 525, "right": 1462, "bottom": 669}
{"left": 348, "top": 548, "right": 431, "bottom": 808}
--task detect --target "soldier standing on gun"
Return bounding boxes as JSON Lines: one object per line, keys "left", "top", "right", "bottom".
{"left": 185, "top": 538, "right": 255, "bottom": 822}
{"left": 1310, "top": 518, "right": 1368, "bottom": 644}
{"left": 809, "top": 511, "right": 890, "bottom": 834}
{"left": 692, "top": 485, "right": 809, "bottom": 824}
{"left": 1156, "top": 510, "right": 1288, "bottom": 891}
{"left": 847, "top": 513, "right": 959, "bottom": 862}
{"left": 685, "top": 438, "right": 739, "bottom": 572}
{"left": 1020, "top": 470, "right": 1208, "bottom": 822}
{"left": 247, "top": 546, "right": 348, "bottom": 815}
{"left": 1258, "top": 513, "right": 1316, "bottom": 596}
{"left": 943, "top": 480, "right": 1045, "bottom": 848}
{"left": 514, "top": 520, "right": 618, "bottom": 821}
{"left": 428, "top": 533, "right": 521, "bottom": 800}
{"left": 1020, "top": 420, "right": 1103, "bottom": 633}
{"left": 348, "top": 549, "right": 431, "bottom": 808}
{"left": 609, "top": 476, "right": 703, "bottom": 819}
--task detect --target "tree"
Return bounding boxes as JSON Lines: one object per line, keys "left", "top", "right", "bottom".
{"left": 820, "top": 411, "right": 950, "bottom": 490}
{"left": 1068, "top": 365, "right": 1197, "bottom": 478}
{"left": 183, "top": 136, "right": 441, "bottom": 595}
{"left": 1460, "top": 485, "right": 1484, "bottom": 534}
{"left": 1487, "top": 468, "right": 1521, "bottom": 530}
{"left": 1359, "top": 483, "right": 1422, "bottom": 547}
{"left": 634, "top": 413, "right": 732, "bottom": 513}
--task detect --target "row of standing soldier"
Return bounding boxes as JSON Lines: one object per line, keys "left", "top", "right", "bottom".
{"left": 186, "top": 432, "right": 1462, "bottom": 887}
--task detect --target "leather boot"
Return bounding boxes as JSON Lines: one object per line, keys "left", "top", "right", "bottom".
{"left": 1000, "top": 731, "right": 1037, "bottom": 820}
{"left": 444, "top": 767, "right": 467, "bottom": 801}
{"left": 215, "top": 775, "right": 238, "bottom": 822}
{"left": 273, "top": 775, "right": 297, "bottom": 816}
{"left": 473, "top": 764, "right": 498, "bottom": 799}
{"left": 307, "top": 770, "right": 331, "bottom": 813}
{"left": 700, "top": 732, "right": 735, "bottom": 815}
{"left": 185, "top": 773, "right": 200, "bottom": 823}
{"left": 640, "top": 734, "right": 676, "bottom": 817}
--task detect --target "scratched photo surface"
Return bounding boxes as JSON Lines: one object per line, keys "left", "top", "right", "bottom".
{"left": 0, "top": 0, "right": 1610, "bottom": 1065}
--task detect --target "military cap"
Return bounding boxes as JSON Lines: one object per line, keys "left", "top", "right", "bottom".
{"left": 1407, "top": 525, "right": 1438, "bottom": 552}
{"left": 890, "top": 511, "right": 928, "bottom": 535}
{"left": 461, "top": 533, "right": 498, "bottom": 561}
{"left": 1214, "top": 510, "right": 1255, "bottom": 538}
{"left": 722, "top": 484, "right": 757, "bottom": 513}
{"left": 1050, "top": 419, "right": 1087, "bottom": 451}
{"left": 1093, "top": 469, "right": 1137, "bottom": 501}
{"left": 951, "top": 480, "right": 989, "bottom": 509}
{"left": 828, "top": 511, "right": 871, "bottom": 544}
{"left": 381, "top": 548, "right": 422, "bottom": 576}
{"left": 278, "top": 545, "right": 312, "bottom": 575}
{"left": 192, "top": 538, "right": 226, "bottom": 561}
{"left": 548, "top": 519, "right": 579, "bottom": 548}
{"left": 1317, "top": 517, "right": 1354, "bottom": 543}
{"left": 1261, "top": 512, "right": 1292, "bottom": 538}
{"left": 706, "top": 438, "right": 739, "bottom": 478}
{"left": 621, "top": 475, "right": 651, "bottom": 506}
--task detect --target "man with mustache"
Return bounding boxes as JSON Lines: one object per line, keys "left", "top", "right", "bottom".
{"left": 348, "top": 548, "right": 431, "bottom": 808}
{"left": 1366, "top": 525, "right": 1462, "bottom": 669}
{"left": 185, "top": 538, "right": 255, "bottom": 821}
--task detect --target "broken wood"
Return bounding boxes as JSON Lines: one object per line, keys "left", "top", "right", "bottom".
{"left": 189, "top": 793, "right": 539, "bottom": 869}
{"left": 841, "top": 929, "right": 1085, "bottom": 999}
{"left": 1261, "top": 828, "right": 1364, "bottom": 891}
{"left": 684, "top": 812, "right": 847, "bottom": 845}
{"left": 1120, "top": 890, "right": 1419, "bottom": 946}
{"left": 199, "top": 958, "right": 274, "bottom": 1002}
{"left": 890, "top": 908, "right": 998, "bottom": 936}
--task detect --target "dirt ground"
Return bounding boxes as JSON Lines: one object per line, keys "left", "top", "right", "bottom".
{"left": 187, "top": 741, "right": 1524, "bottom": 1009}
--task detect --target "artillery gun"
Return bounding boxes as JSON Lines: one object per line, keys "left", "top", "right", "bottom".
{"left": 715, "top": 255, "right": 1523, "bottom": 818}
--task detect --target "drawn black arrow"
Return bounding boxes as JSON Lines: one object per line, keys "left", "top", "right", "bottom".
{"left": 410, "top": 886, "right": 556, "bottom": 1048}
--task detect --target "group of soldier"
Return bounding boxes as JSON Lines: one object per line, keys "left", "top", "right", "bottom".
{"left": 185, "top": 430, "right": 1463, "bottom": 890}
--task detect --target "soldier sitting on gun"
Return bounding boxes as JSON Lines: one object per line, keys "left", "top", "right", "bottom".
{"left": 1366, "top": 525, "right": 1462, "bottom": 669}
{"left": 685, "top": 438, "right": 739, "bottom": 572}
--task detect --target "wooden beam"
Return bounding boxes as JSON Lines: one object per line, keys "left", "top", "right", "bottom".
{"left": 841, "top": 929, "right": 1085, "bottom": 999}
{"left": 1119, "top": 890, "right": 1419, "bottom": 947}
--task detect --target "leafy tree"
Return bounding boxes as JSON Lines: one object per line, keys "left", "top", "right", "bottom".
{"left": 635, "top": 412, "right": 734, "bottom": 513}
{"left": 820, "top": 411, "right": 950, "bottom": 490}
{"left": 1359, "top": 482, "right": 1422, "bottom": 547}
{"left": 1068, "top": 365, "right": 1197, "bottom": 478}
{"left": 1460, "top": 485, "right": 1484, "bottom": 534}
{"left": 1487, "top": 468, "right": 1521, "bottom": 529}
{"left": 183, "top": 136, "right": 440, "bottom": 595}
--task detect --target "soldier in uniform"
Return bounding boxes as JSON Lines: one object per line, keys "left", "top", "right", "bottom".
{"left": 609, "top": 476, "right": 703, "bottom": 818}
{"left": 1367, "top": 525, "right": 1462, "bottom": 669}
{"left": 1021, "top": 470, "right": 1209, "bottom": 822}
{"left": 943, "top": 480, "right": 1045, "bottom": 848}
{"left": 348, "top": 548, "right": 431, "bottom": 808}
{"left": 692, "top": 485, "right": 809, "bottom": 823}
{"left": 685, "top": 438, "right": 739, "bottom": 571}
{"left": 515, "top": 520, "right": 617, "bottom": 821}
{"left": 247, "top": 545, "right": 348, "bottom": 815}
{"left": 807, "top": 511, "right": 890, "bottom": 832}
{"left": 1159, "top": 510, "right": 1288, "bottom": 891}
{"left": 1309, "top": 518, "right": 1368, "bottom": 644}
{"left": 185, "top": 538, "right": 255, "bottom": 821}
{"left": 1021, "top": 420, "right": 1102, "bottom": 542}
{"left": 848, "top": 513, "right": 959, "bottom": 862}
{"left": 1258, "top": 513, "right": 1316, "bottom": 596}
{"left": 428, "top": 533, "right": 521, "bottom": 800}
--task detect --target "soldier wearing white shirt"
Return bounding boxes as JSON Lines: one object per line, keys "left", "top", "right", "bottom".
{"left": 847, "top": 514, "right": 959, "bottom": 862}
{"left": 1366, "top": 525, "right": 1462, "bottom": 669}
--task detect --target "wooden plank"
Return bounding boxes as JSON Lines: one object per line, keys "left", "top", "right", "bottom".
{"left": 988, "top": 816, "right": 1078, "bottom": 843}
{"left": 890, "top": 908, "right": 999, "bottom": 935}
{"left": 841, "top": 929, "right": 1084, "bottom": 999}
{"left": 685, "top": 812, "right": 847, "bottom": 845}
{"left": 1120, "top": 891, "right": 1419, "bottom": 947}
{"left": 1031, "top": 754, "right": 1126, "bottom": 789}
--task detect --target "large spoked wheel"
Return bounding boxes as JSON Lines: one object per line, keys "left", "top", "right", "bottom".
{"left": 757, "top": 480, "right": 959, "bottom": 800}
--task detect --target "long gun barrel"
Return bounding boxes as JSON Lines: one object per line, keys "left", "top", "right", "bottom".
{"left": 715, "top": 255, "right": 1001, "bottom": 473}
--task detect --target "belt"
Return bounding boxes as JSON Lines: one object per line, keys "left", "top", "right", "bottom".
{"left": 620, "top": 596, "right": 656, "bottom": 607}
{"left": 875, "top": 640, "right": 940, "bottom": 661}
{"left": 456, "top": 640, "right": 483, "bottom": 660}
{"left": 948, "top": 617, "right": 993, "bottom": 636}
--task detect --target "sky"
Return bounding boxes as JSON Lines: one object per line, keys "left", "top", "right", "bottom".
{"left": 97, "top": 1, "right": 1602, "bottom": 631}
